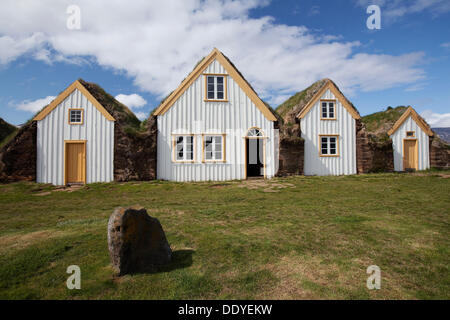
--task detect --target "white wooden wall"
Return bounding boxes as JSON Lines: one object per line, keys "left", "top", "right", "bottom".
{"left": 300, "top": 89, "right": 357, "bottom": 176}
{"left": 390, "top": 116, "right": 430, "bottom": 171}
{"left": 36, "top": 88, "right": 114, "bottom": 185}
{"left": 157, "top": 59, "right": 277, "bottom": 182}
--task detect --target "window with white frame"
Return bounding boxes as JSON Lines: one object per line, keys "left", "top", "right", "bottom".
{"left": 69, "top": 109, "right": 83, "bottom": 124}
{"left": 203, "top": 135, "right": 224, "bottom": 161}
{"left": 174, "top": 135, "right": 194, "bottom": 162}
{"left": 321, "top": 100, "right": 335, "bottom": 119}
{"left": 206, "top": 75, "right": 226, "bottom": 101}
{"left": 320, "top": 135, "right": 339, "bottom": 156}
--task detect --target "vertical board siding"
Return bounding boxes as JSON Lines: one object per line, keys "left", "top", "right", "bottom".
{"left": 390, "top": 116, "right": 430, "bottom": 171}
{"left": 301, "top": 89, "right": 356, "bottom": 176}
{"left": 157, "top": 59, "right": 277, "bottom": 182}
{"left": 37, "top": 88, "right": 114, "bottom": 185}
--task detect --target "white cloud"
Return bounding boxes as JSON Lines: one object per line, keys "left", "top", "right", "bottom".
{"left": 441, "top": 42, "right": 450, "bottom": 48}
{"left": 115, "top": 93, "right": 147, "bottom": 109}
{"left": 421, "top": 110, "right": 450, "bottom": 127}
{"left": 356, "top": 0, "right": 450, "bottom": 22}
{"left": 134, "top": 112, "right": 148, "bottom": 120}
{"left": 16, "top": 96, "right": 56, "bottom": 113}
{"left": 0, "top": 0, "right": 427, "bottom": 106}
{"left": 0, "top": 33, "right": 46, "bottom": 64}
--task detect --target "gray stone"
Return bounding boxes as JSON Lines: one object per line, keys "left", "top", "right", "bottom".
{"left": 107, "top": 206, "right": 172, "bottom": 275}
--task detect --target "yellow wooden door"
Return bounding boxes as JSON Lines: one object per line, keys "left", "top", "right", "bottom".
{"left": 66, "top": 142, "right": 85, "bottom": 184}
{"left": 403, "top": 140, "right": 417, "bottom": 170}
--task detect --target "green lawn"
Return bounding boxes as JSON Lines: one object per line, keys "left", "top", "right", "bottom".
{"left": 0, "top": 172, "right": 449, "bottom": 299}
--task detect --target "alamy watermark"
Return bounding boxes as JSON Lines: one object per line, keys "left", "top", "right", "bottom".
{"left": 366, "top": 265, "right": 381, "bottom": 290}
{"left": 67, "top": 5, "right": 81, "bottom": 30}
{"left": 66, "top": 265, "right": 81, "bottom": 289}
{"left": 366, "top": 5, "right": 381, "bottom": 30}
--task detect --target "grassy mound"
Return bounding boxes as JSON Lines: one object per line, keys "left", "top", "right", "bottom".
{"left": 276, "top": 79, "right": 328, "bottom": 124}
{"left": 0, "top": 118, "right": 18, "bottom": 148}
{"left": 361, "top": 106, "right": 408, "bottom": 138}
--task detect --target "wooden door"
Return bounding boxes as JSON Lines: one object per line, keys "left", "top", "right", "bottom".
{"left": 403, "top": 139, "right": 417, "bottom": 170}
{"left": 66, "top": 142, "right": 86, "bottom": 184}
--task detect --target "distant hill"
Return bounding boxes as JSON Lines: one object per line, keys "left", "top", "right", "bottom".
{"left": 433, "top": 128, "right": 450, "bottom": 144}
{"left": 0, "top": 118, "right": 18, "bottom": 147}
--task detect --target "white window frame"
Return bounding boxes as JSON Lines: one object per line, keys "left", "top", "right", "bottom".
{"left": 319, "top": 135, "right": 339, "bottom": 157}
{"left": 202, "top": 134, "right": 226, "bottom": 162}
{"left": 321, "top": 100, "right": 336, "bottom": 120}
{"left": 204, "top": 74, "right": 228, "bottom": 101}
{"left": 173, "top": 134, "right": 195, "bottom": 163}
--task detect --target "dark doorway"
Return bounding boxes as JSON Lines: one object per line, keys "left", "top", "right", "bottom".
{"left": 246, "top": 138, "right": 264, "bottom": 177}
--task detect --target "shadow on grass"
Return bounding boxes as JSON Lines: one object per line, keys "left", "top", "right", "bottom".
{"left": 156, "top": 249, "right": 195, "bottom": 273}
{"left": 121, "top": 249, "right": 195, "bottom": 276}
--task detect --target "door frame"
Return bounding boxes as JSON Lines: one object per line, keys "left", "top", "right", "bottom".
{"left": 402, "top": 138, "right": 418, "bottom": 171}
{"left": 64, "top": 140, "right": 87, "bottom": 185}
{"left": 244, "top": 137, "right": 267, "bottom": 179}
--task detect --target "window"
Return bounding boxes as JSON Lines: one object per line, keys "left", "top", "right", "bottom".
{"left": 406, "top": 131, "right": 415, "bottom": 137}
{"left": 205, "top": 75, "right": 227, "bottom": 101}
{"left": 247, "top": 127, "right": 264, "bottom": 137}
{"left": 321, "top": 100, "right": 336, "bottom": 119}
{"left": 69, "top": 109, "right": 83, "bottom": 124}
{"left": 320, "top": 135, "right": 339, "bottom": 156}
{"left": 203, "top": 135, "right": 225, "bottom": 162}
{"left": 173, "top": 135, "right": 194, "bottom": 162}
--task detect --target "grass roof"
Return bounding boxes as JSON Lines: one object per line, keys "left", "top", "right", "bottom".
{"left": 78, "top": 79, "right": 142, "bottom": 130}
{"left": 361, "top": 106, "right": 409, "bottom": 137}
{"left": 276, "top": 79, "right": 329, "bottom": 124}
{"left": 0, "top": 118, "right": 18, "bottom": 148}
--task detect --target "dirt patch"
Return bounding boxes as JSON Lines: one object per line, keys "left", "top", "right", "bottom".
{"left": 209, "top": 183, "right": 230, "bottom": 189}
{"left": 33, "top": 191, "right": 52, "bottom": 196}
{"left": 0, "top": 230, "right": 69, "bottom": 253}
{"left": 256, "top": 255, "right": 323, "bottom": 299}
{"left": 49, "top": 185, "right": 87, "bottom": 193}
{"left": 238, "top": 180, "right": 295, "bottom": 193}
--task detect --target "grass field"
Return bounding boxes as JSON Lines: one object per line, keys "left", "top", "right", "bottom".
{"left": 0, "top": 171, "right": 449, "bottom": 300}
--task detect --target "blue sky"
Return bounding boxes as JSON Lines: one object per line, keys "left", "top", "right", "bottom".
{"left": 0, "top": 0, "right": 449, "bottom": 126}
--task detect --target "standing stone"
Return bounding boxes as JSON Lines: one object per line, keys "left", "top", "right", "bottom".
{"left": 107, "top": 206, "right": 172, "bottom": 275}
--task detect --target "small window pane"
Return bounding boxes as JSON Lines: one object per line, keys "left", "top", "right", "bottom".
{"left": 217, "top": 77, "right": 224, "bottom": 84}
{"left": 329, "top": 103, "right": 334, "bottom": 118}
{"left": 217, "top": 92, "right": 224, "bottom": 100}
{"left": 207, "top": 76, "right": 214, "bottom": 84}
{"left": 70, "top": 110, "right": 82, "bottom": 123}
{"left": 205, "top": 142, "right": 213, "bottom": 152}
{"left": 215, "top": 151, "right": 222, "bottom": 159}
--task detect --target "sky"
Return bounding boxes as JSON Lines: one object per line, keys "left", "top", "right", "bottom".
{"left": 0, "top": 0, "right": 449, "bottom": 127}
